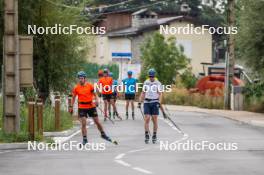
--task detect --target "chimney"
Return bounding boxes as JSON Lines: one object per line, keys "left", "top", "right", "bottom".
{"left": 132, "top": 9, "right": 158, "bottom": 28}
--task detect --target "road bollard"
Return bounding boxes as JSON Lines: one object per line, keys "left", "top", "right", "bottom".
{"left": 36, "top": 98, "right": 43, "bottom": 136}
{"left": 55, "top": 95, "right": 60, "bottom": 131}
{"left": 28, "top": 99, "right": 35, "bottom": 140}
{"left": 68, "top": 94, "right": 72, "bottom": 113}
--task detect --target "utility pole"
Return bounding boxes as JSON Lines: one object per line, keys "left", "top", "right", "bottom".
{"left": 3, "top": 0, "right": 20, "bottom": 133}
{"left": 224, "top": 0, "right": 236, "bottom": 109}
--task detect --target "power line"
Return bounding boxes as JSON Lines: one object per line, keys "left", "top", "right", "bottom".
{"left": 44, "top": 0, "right": 136, "bottom": 11}
{"left": 45, "top": 0, "right": 83, "bottom": 10}
{"left": 87, "top": 0, "right": 135, "bottom": 10}
{"left": 92, "top": 0, "right": 173, "bottom": 16}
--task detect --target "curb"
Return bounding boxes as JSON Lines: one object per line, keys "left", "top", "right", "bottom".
{"left": 164, "top": 104, "right": 264, "bottom": 128}
{"left": 0, "top": 123, "right": 82, "bottom": 151}
{"left": 250, "top": 120, "right": 264, "bottom": 127}
{"left": 44, "top": 126, "right": 80, "bottom": 137}
{"left": 0, "top": 143, "right": 28, "bottom": 151}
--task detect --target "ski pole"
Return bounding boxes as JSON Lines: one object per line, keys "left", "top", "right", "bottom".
{"left": 139, "top": 107, "right": 145, "bottom": 120}
{"left": 97, "top": 106, "right": 115, "bottom": 124}
{"left": 162, "top": 104, "right": 184, "bottom": 134}
{"left": 137, "top": 103, "right": 145, "bottom": 120}
{"left": 138, "top": 103, "right": 152, "bottom": 137}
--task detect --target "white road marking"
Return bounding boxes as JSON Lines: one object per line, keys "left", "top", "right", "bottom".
{"left": 114, "top": 148, "right": 152, "bottom": 174}
{"left": 0, "top": 151, "right": 11, "bottom": 154}
{"left": 159, "top": 117, "right": 189, "bottom": 144}
{"left": 115, "top": 159, "right": 131, "bottom": 167}
{"left": 54, "top": 121, "right": 93, "bottom": 143}
{"left": 115, "top": 153, "right": 126, "bottom": 159}
{"left": 114, "top": 111, "right": 190, "bottom": 174}
{"left": 128, "top": 148, "right": 148, "bottom": 153}
{"left": 133, "top": 167, "right": 153, "bottom": 174}
{"left": 159, "top": 118, "right": 183, "bottom": 134}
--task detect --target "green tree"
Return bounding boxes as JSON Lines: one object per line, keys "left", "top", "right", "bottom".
{"left": 140, "top": 32, "right": 188, "bottom": 84}
{"left": 82, "top": 63, "right": 119, "bottom": 79}
{"left": 0, "top": 0, "right": 4, "bottom": 88}
{"left": 237, "top": 0, "right": 264, "bottom": 78}
{"left": 17, "top": 0, "right": 89, "bottom": 100}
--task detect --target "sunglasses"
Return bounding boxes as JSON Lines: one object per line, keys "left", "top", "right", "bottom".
{"left": 149, "top": 76, "right": 154, "bottom": 78}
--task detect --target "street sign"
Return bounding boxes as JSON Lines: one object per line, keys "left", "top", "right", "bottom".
{"left": 112, "top": 52, "right": 132, "bottom": 62}
{"left": 19, "top": 36, "right": 33, "bottom": 87}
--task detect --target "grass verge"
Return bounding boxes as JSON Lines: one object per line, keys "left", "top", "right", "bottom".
{"left": 0, "top": 99, "right": 73, "bottom": 143}
{"left": 163, "top": 87, "right": 224, "bottom": 109}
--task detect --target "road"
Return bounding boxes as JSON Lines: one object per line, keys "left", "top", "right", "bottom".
{"left": 0, "top": 103, "right": 264, "bottom": 175}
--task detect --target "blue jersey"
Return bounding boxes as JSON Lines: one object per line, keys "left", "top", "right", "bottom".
{"left": 113, "top": 79, "right": 118, "bottom": 94}
{"left": 122, "top": 78, "right": 137, "bottom": 94}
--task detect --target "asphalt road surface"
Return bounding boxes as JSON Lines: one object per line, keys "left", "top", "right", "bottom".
{"left": 1, "top": 104, "right": 264, "bottom": 175}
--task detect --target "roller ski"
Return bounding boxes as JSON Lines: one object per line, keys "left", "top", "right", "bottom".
{"left": 101, "top": 132, "right": 118, "bottom": 145}
{"left": 114, "top": 111, "right": 122, "bottom": 120}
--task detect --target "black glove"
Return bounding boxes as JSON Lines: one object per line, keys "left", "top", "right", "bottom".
{"left": 163, "top": 112, "right": 168, "bottom": 119}
{"left": 137, "top": 102, "right": 141, "bottom": 108}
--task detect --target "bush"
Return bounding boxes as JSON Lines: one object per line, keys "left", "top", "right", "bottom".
{"left": 244, "top": 96, "right": 264, "bottom": 113}
{"left": 163, "top": 86, "right": 224, "bottom": 109}
{"left": 243, "top": 82, "right": 264, "bottom": 112}
{"left": 180, "top": 70, "right": 198, "bottom": 89}
{"left": 82, "top": 63, "right": 119, "bottom": 79}
{"left": 0, "top": 96, "right": 2, "bottom": 129}
{"left": 43, "top": 104, "right": 73, "bottom": 132}
{"left": 0, "top": 131, "right": 29, "bottom": 143}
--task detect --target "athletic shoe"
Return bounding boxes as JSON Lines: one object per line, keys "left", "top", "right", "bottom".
{"left": 132, "top": 112, "right": 135, "bottom": 120}
{"left": 152, "top": 135, "right": 157, "bottom": 144}
{"left": 82, "top": 139, "right": 88, "bottom": 145}
{"left": 113, "top": 111, "right": 116, "bottom": 119}
{"left": 101, "top": 133, "right": 111, "bottom": 142}
{"left": 145, "top": 133, "right": 150, "bottom": 144}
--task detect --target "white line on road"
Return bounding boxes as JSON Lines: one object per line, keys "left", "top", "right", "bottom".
{"left": 159, "top": 118, "right": 183, "bottom": 134}
{"left": 0, "top": 150, "right": 11, "bottom": 154}
{"left": 133, "top": 167, "right": 153, "bottom": 174}
{"left": 115, "top": 153, "right": 126, "bottom": 159}
{"left": 114, "top": 148, "right": 152, "bottom": 174}
{"left": 53, "top": 119, "right": 94, "bottom": 143}
{"left": 159, "top": 118, "right": 189, "bottom": 144}
{"left": 115, "top": 159, "right": 131, "bottom": 167}
{"left": 128, "top": 148, "right": 148, "bottom": 153}
{"left": 114, "top": 111, "right": 190, "bottom": 174}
